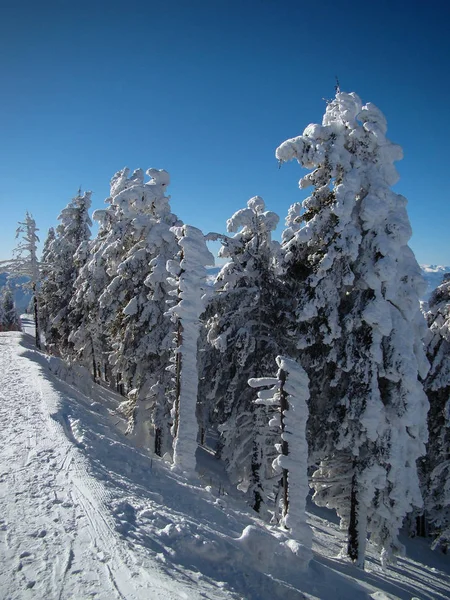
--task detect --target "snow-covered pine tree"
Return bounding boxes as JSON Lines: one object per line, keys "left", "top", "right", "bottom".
{"left": 276, "top": 91, "right": 429, "bottom": 566}
{"left": 39, "top": 192, "right": 92, "bottom": 356}
{"left": 38, "top": 227, "right": 57, "bottom": 346}
{"left": 202, "top": 197, "right": 289, "bottom": 512}
{"left": 249, "top": 356, "right": 311, "bottom": 555}
{"left": 0, "top": 285, "right": 20, "bottom": 331}
{"left": 1, "top": 213, "right": 41, "bottom": 348}
{"left": 166, "top": 225, "right": 214, "bottom": 476}
{"left": 423, "top": 274, "right": 450, "bottom": 551}
{"left": 69, "top": 190, "right": 118, "bottom": 382}
{"left": 95, "top": 168, "right": 182, "bottom": 454}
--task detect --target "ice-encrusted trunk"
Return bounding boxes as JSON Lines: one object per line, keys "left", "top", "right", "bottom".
{"left": 250, "top": 356, "right": 311, "bottom": 555}
{"left": 167, "top": 225, "right": 214, "bottom": 476}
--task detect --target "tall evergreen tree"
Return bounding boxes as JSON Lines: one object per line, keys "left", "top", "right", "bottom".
{"left": 0, "top": 285, "right": 20, "bottom": 331}
{"left": 203, "top": 196, "right": 288, "bottom": 511}
{"left": 423, "top": 274, "right": 450, "bottom": 551}
{"left": 38, "top": 227, "right": 57, "bottom": 347}
{"left": 276, "top": 91, "right": 429, "bottom": 566}
{"left": 97, "top": 168, "right": 182, "bottom": 453}
{"left": 1, "top": 213, "right": 41, "bottom": 348}
{"left": 39, "top": 192, "right": 92, "bottom": 356}
{"left": 69, "top": 168, "right": 182, "bottom": 456}
{"left": 69, "top": 205, "right": 114, "bottom": 382}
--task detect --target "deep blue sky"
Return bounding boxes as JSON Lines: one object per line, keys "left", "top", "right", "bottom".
{"left": 1, "top": 0, "right": 449, "bottom": 264}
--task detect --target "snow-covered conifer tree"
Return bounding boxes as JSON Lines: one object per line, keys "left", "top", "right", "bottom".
{"left": 276, "top": 92, "right": 429, "bottom": 566}
{"left": 1, "top": 213, "right": 41, "bottom": 347}
{"left": 423, "top": 274, "right": 450, "bottom": 550}
{"left": 38, "top": 227, "right": 57, "bottom": 344}
{"left": 69, "top": 209, "right": 114, "bottom": 382}
{"left": 39, "top": 192, "right": 92, "bottom": 356}
{"left": 249, "top": 356, "right": 311, "bottom": 555}
{"left": 167, "top": 225, "right": 213, "bottom": 476}
{"left": 96, "top": 168, "right": 182, "bottom": 453}
{"left": 202, "top": 197, "right": 289, "bottom": 511}
{"left": 69, "top": 168, "right": 182, "bottom": 456}
{"left": 0, "top": 286, "right": 20, "bottom": 331}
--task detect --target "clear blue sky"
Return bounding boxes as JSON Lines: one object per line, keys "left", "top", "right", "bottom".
{"left": 1, "top": 0, "right": 449, "bottom": 264}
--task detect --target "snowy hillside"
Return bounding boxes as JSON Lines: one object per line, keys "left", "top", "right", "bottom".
{"left": 421, "top": 265, "right": 450, "bottom": 300}
{"left": 1, "top": 326, "right": 449, "bottom": 600}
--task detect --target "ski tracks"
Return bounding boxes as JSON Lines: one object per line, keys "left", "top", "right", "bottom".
{"left": 0, "top": 334, "right": 219, "bottom": 600}
{"left": 0, "top": 335, "right": 157, "bottom": 600}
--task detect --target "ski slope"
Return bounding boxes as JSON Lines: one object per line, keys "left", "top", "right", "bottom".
{"left": 1, "top": 328, "right": 449, "bottom": 599}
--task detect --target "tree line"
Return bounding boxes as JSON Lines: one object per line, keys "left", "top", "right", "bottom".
{"left": 1, "top": 91, "right": 449, "bottom": 569}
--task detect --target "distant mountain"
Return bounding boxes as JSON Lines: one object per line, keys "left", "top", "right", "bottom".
{"left": 421, "top": 265, "right": 450, "bottom": 301}
{"left": 0, "top": 273, "right": 32, "bottom": 313}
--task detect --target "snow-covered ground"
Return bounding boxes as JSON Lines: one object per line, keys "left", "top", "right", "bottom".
{"left": 1, "top": 326, "right": 449, "bottom": 599}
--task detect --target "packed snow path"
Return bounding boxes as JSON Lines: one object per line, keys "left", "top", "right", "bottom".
{"left": 1, "top": 330, "right": 450, "bottom": 600}
{"left": 0, "top": 333, "right": 236, "bottom": 600}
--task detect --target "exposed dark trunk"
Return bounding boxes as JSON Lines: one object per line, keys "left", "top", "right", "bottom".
{"left": 416, "top": 513, "right": 427, "bottom": 538}
{"left": 173, "top": 320, "right": 183, "bottom": 439}
{"left": 279, "top": 368, "right": 289, "bottom": 518}
{"left": 251, "top": 439, "right": 262, "bottom": 513}
{"left": 116, "top": 373, "right": 124, "bottom": 396}
{"left": 91, "top": 345, "right": 97, "bottom": 383}
{"left": 154, "top": 427, "right": 162, "bottom": 457}
{"left": 32, "top": 283, "right": 41, "bottom": 350}
{"left": 348, "top": 463, "right": 359, "bottom": 562}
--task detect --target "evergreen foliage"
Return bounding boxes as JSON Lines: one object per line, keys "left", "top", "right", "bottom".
{"left": 276, "top": 92, "right": 429, "bottom": 566}
{"left": 1, "top": 212, "right": 41, "bottom": 347}
{"left": 0, "top": 285, "right": 20, "bottom": 331}
{"left": 424, "top": 274, "right": 450, "bottom": 551}
{"left": 202, "top": 197, "right": 288, "bottom": 511}
{"left": 39, "top": 191, "right": 92, "bottom": 356}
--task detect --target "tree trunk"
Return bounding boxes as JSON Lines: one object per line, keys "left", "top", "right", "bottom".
{"left": 347, "top": 459, "right": 367, "bottom": 567}
{"left": 348, "top": 466, "right": 359, "bottom": 563}
{"left": 279, "top": 368, "right": 289, "bottom": 519}
{"left": 251, "top": 438, "right": 262, "bottom": 512}
{"left": 91, "top": 343, "right": 97, "bottom": 383}
{"left": 416, "top": 513, "right": 427, "bottom": 537}
{"left": 172, "top": 320, "right": 183, "bottom": 439}
{"left": 154, "top": 427, "right": 162, "bottom": 457}
{"left": 32, "top": 283, "right": 41, "bottom": 350}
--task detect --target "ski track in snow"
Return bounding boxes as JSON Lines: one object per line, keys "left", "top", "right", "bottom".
{"left": 0, "top": 333, "right": 225, "bottom": 600}
{"left": 1, "top": 329, "right": 450, "bottom": 599}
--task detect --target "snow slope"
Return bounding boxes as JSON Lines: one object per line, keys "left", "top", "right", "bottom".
{"left": 1, "top": 328, "right": 449, "bottom": 599}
